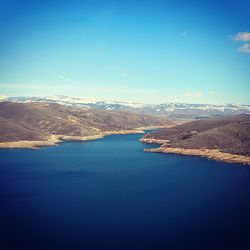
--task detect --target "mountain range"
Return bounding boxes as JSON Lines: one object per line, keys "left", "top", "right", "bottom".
{"left": 2, "top": 95, "right": 250, "bottom": 119}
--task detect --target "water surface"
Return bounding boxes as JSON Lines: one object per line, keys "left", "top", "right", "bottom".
{"left": 0, "top": 134, "right": 250, "bottom": 250}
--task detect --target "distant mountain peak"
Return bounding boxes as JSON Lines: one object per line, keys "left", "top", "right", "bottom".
{"left": 1, "top": 95, "right": 250, "bottom": 119}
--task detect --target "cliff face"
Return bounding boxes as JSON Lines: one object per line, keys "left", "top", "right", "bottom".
{"left": 143, "top": 114, "right": 250, "bottom": 157}
{"left": 0, "top": 102, "right": 173, "bottom": 143}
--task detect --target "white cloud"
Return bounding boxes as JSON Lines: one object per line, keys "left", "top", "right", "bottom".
{"left": 0, "top": 94, "right": 7, "bottom": 100}
{"left": 184, "top": 91, "right": 203, "bottom": 98}
{"left": 57, "top": 74, "right": 73, "bottom": 82}
{"left": 180, "top": 30, "right": 188, "bottom": 36}
{"left": 145, "top": 94, "right": 159, "bottom": 99}
{"left": 209, "top": 90, "right": 217, "bottom": 95}
{"left": 120, "top": 70, "right": 128, "bottom": 78}
{"left": 0, "top": 83, "right": 72, "bottom": 93}
{"left": 232, "top": 32, "right": 250, "bottom": 42}
{"left": 144, "top": 94, "right": 168, "bottom": 103}
{"left": 238, "top": 43, "right": 250, "bottom": 54}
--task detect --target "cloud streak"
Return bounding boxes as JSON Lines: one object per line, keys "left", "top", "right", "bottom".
{"left": 120, "top": 70, "right": 128, "bottom": 78}
{"left": 208, "top": 90, "right": 217, "bottom": 95}
{"left": 0, "top": 83, "right": 72, "bottom": 91}
{"left": 184, "top": 91, "right": 203, "bottom": 98}
{"left": 180, "top": 30, "right": 188, "bottom": 37}
{"left": 57, "top": 74, "right": 73, "bottom": 82}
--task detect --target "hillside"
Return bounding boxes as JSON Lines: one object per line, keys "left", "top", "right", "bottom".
{"left": 141, "top": 114, "right": 250, "bottom": 164}
{"left": 0, "top": 102, "right": 173, "bottom": 145}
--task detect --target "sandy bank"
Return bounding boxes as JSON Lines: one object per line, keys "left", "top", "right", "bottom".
{"left": 0, "top": 135, "right": 60, "bottom": 149}
{"left": 0, "top": 128, "right": 150, "bottom": 149}
{"left": 144, "top": 146, "right": 250, "bottom": 165}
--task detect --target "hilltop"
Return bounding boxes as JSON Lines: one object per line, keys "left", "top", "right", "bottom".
{"left": 0, "top": 102, "right": 172, "bottom": 148}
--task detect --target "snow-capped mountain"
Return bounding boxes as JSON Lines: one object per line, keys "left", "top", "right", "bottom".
{"left": 2, "top": 95, "right": 250, "bottom": 119}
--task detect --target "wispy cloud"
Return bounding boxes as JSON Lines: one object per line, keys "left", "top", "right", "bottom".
{"left": 238, "top": 43, "right": 250, "bottom": 54}
{"left": 230, "top": 32, "right": 250, "bottom": 54}
{"left": 0, "top": 94, "right": 7, "bottom": 100}
{"left": 144, "top": 94, "right": 168, "bottom": 103}
{"left": 232, "top": 32, "right": 250, "bottom": 42}
{"left": 0, "top": 83, "right": 72, "bottom": 92}
{"left": 120, "top": 70, "right": 128, "bottom": 78}
{"left": 184, "top": 91, "right": 203, "bottom": 98}
{"left": 209, "top": 90, "right": 217, "bottom": 95}
{"left": 180, "top": 30, "right": 188, "bottom": 37}
{"left": 57, "top": 74, "right": 73, "bottom": 82}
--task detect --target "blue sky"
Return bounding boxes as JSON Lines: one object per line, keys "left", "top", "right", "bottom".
{"left": 0, "top": 0, "right": 249, "bottom": 104}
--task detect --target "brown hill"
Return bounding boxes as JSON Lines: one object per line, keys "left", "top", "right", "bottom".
{"left": 143, "top": 114, "right": 250, "bottom": 156}
{"left": 0, "top": 102, "right": 173, "bottom": 143}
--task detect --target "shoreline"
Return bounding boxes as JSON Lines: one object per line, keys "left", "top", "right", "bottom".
{"left": 1, "top": 126, "right": 249, "bottom": 165}
{"left": 142, "top": 140, "right": 250, "bottom": 165}
{"left": 139, "top": 138, "right": 170, "bottom": 145}
{"left": 0, "top": 126, "right": 164, "bottom": 149}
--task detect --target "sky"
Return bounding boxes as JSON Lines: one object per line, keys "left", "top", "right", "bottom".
{"left": 0, "top": 0, "right": 249, "bottom": 104}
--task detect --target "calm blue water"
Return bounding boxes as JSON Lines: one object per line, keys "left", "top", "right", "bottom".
{"left": 0, "top": 133, "right": 250, "bottom": 250}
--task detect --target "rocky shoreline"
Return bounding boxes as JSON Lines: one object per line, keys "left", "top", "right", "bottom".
{"left": 141, "top": 138, "right": 250, "bottom": 165}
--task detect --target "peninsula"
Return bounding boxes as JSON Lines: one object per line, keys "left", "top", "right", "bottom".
{"left": 141, "top": 114, "right": 250, "bottom": 165}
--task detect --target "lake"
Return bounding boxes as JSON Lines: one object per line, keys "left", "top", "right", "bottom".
{"left": 0, "top": 133, "right": 250, "bottom": 250}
